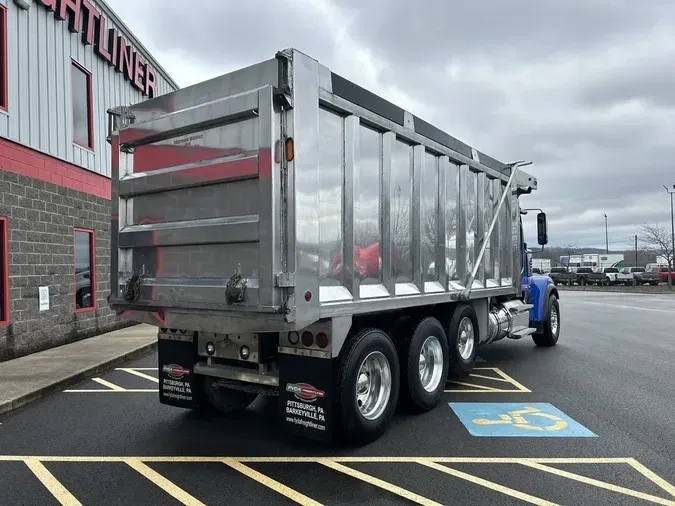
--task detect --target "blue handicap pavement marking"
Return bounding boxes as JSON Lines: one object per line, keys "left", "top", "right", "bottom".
{"left": 449, "top": 402, "right": 597, "bottom": 437}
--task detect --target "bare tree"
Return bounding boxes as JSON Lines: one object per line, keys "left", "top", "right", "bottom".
{"left": 638, "top": 223, "right": 674, "bottom": 287}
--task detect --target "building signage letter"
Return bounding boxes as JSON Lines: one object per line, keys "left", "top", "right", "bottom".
{"left": 36, "top": 0, "right": 157, "bottom": 98}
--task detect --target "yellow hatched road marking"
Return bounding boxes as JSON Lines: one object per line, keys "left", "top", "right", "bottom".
{"left": 417, "top": 459, "right": 559, "bottom": 506}
{"left": 117, "top": 368, "right": 159, "bottom": 384}
{"left": 445, "top": 367, "right": 530, "bottom": 393}
{"left": 223, "top": 458, "right": 322, "bottom": 506}
{"left": 520, "top": 461, "right": 675, "bottom": 505}
{"left": 318, "top": 458, "right": 442, "bottom": 506}
{"left": 24, "top": 458, "right": 83, "bottom": 506}
{"left": 628, "top": 458, "right": 675, "bottom": 499}
{"left": 91, "top": 377, "right": 125, "bottom": 391}
{"left": 125, "top": 458, "right": 205, "bottom": 506}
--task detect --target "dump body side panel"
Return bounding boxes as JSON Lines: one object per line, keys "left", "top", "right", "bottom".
{"left": 108, "top": 48, "right": 532, "bottom": 334}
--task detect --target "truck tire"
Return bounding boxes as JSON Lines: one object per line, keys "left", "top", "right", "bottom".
{"left": 446, "top": 303, "right": 479, "bottom": 379}
{"left": 334, "top": 327, "right": 400, "bottom": 446}
{"left": 396, "top": 317, "right": 449, "bottom": 414}
{"left": 202, "top": 377, "right": 258, "bottom": 413}
{"left": 532, "top": 295, "right": 560, "bottom": 347}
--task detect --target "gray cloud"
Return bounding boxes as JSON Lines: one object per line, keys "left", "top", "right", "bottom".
{"left": 107, "top": 0, "right": 675, "bottom": 250}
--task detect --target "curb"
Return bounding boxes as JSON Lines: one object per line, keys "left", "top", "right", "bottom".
{"left": 0, "top": 341, "right": 158, "bottom": 417}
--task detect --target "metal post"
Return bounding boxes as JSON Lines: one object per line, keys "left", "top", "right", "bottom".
{"left": 634, "top": 235, "right": 638, "bottom": 266}
{"left": 603, "top": 214, "right": 608, "bottom": 253}
{"left": 665, "top": 185, "right": 675, "bottom": 287}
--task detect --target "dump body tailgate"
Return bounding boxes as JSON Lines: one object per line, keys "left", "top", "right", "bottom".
{"left": 109, "top": 85, "right": 286, "bottom": 318}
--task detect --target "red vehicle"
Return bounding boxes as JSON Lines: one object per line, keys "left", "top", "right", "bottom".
{"left": 646, "top": 264, "right": 675, "bottom": 283}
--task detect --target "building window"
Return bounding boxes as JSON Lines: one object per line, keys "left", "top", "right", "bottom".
{"left": 71, "top": 60, "right": 93, "bottom": 149}
{"left": 74, "top": 228, "right": 95, "bottom": 312}
{"left": 0, "top": 5, "right": 7, "bottom": 111}
{"left": 0, "top": 217, "right": 7, "bottom": 324}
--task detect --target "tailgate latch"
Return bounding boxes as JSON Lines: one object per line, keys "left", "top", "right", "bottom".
{"left": 275, "top": 272, "right": 295, "bottom": 288}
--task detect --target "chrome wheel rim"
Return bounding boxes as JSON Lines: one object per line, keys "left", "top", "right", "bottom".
{"left": 457, "top": 317, "right": 475, "bottom": 361}
{"left": 419, "top": 336, "right": 444, "bottom": 393}
{"left": 550, "top": 304, "right": 559, "bottom": 335}
{"left": 356, "top": 351, "right": 392, "bottom": 421}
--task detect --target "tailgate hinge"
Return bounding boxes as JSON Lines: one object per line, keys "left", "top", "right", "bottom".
{"left": 275, "top": 272, "right": 295, "bottom": 288}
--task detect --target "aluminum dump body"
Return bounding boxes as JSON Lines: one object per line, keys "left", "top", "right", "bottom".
{"left": 108, "top": 48, "right": 537, "bottom": 334}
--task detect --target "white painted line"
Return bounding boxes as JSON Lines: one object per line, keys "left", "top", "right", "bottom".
{"left": 569, "top": 300, "right": 675, "bottom": 314}
{"left": 64, "top": 389, "right": 158, "bottom": 393}
{"left": 118, "top": 368, "right": 160, "bottom": 383}
{"left": 91, "top": 378, "right": 125, "bottom": 391}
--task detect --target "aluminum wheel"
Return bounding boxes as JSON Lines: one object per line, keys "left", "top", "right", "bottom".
{"left": 355, "top": 351, "right": 392, "bottom": 421}
{"left": 418, "top": 336, "right": 444, "bottom": 393}
{"left": 457, "top": 317, "right": 475, "bottom": 361}
{"left": 550, "top": 303, "right": 559, "bottom": 335}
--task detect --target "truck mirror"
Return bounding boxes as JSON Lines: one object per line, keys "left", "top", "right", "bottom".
{"left": 537, "top": 212, "right": 548, "bottom": 245}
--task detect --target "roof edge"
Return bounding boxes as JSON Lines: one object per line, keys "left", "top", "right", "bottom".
{"left": 95, "top": 0, "right": 180, "bottom": 91}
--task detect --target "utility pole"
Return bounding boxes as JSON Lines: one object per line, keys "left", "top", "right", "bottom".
{"left": 634, "top": 234, "right": 638, "bottom": 266}
{"left": 664, "top": 185, "right": 675, "bottom": 288}
{"left": 603, "top": 214, "right": 608, "bottom": 253}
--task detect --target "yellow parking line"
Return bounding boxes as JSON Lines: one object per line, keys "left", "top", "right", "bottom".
{"left": 445, "top": 381, "right": 504, "bottom": 392}
{"left": 627, "top": 458, "right": 675, "bottom": 499}
{"left": 24, "top": 458, "right": 82, "bottom": 506}
{"left": 520, "top": 461, "right": 675, "bottom": 505}
{"left": 125, "top": 458, "right": 205, "bottom": 506}
{"left": 319, "top": 459, "right": 442, "bottom": 506}
{"left": 91, "top": 378, "right": 125, "bottom": 391}
{"left": 0, "top": 456, "right": 642, "bottom": 464}
{"left": 223, "top": 458, "right": 322, "bottom": 506}
{"left": 118, "top": 368, "right": 159, "bottom": 383}
{"left": 494, "top": 368, "right": 532, "bottom": 392}
{"left": 468, "top": 373, "right": 514, "bottom": 383}
{"left": 417, "top": 460, "right": 559, "bottom": 506}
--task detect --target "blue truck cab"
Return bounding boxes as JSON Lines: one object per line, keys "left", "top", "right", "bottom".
{"left": 520, "top": 210, "right": 561, "bottom": 346}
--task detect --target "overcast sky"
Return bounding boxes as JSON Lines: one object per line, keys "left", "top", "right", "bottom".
{"left": 108, "top": 0, "right": 675, "bottom": 251}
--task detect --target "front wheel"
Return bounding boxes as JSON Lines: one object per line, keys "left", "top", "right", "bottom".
{"left": 334, "top": 328, "right": 400, "bottom": 446}
{"left": 446, "top": 303, "right": 479, "bottom": 379}
{"left": 532, "top": 295, "right": 560, "bottom": 347}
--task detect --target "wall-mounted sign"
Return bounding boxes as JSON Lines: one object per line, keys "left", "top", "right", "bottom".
{"left": 36, "top": 0, "right": 157, "bottom": 98}
{"left": 39, "top": 286, "right": 50, "bottom": 311}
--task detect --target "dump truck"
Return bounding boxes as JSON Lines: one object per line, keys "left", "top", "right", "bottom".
{"left": 106, "top": 48, "right": 561, "bottom": 446}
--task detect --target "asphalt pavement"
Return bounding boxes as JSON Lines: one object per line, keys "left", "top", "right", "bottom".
{"left": 1, "top": 290, "right": 674, "bottom": 505}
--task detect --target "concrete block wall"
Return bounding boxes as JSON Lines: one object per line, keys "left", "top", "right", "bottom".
{"left": 0, "top": 138, "right": 132, "bottom": 361}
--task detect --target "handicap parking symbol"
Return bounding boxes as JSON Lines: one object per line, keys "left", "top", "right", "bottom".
{"left": 449, "top": 402, "right": 597, "bottom": 437}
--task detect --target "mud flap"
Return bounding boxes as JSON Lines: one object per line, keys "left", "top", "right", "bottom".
{"left": 157, "top": 330, "right": 200, "bottom": 409}
{"left": 278, "top": 352, "right": 333, "bottom": 443}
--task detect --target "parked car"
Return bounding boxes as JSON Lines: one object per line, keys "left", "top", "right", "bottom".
{"left": 602, "top": 267, "right": 620, "bottom": 285}
{"left": 575, "top": 267, "right": 608, "bottom": 286}
{"left": 616, "top": 267, "right": 660, "bottom": 286}
{"left": 548, "top": 267, "right": 575, "bottom": 285}
{"left": 646, "top": 264, "right": 674, "bottom": 284}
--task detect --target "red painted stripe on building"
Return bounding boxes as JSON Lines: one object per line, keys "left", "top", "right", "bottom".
{"left": 0, "top": 137, "right": 111, "bottom": 199}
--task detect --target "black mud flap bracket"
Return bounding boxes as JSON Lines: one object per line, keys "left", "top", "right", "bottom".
{"left": 278, "top": 352, "right": 333, "bottom": 443}
{"left": 157, "top": 329, "right": 201, "bottom": 409}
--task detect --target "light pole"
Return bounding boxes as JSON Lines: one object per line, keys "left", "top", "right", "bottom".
{"left": 603, "top": 214, "right": 608, "bottom": 253}
{"left": 664, "top": 185, "right": 675, "bottom": 286}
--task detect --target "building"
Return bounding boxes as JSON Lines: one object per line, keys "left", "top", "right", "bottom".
{"left": 0, "top": 0, "right": 179, "bottom": 361}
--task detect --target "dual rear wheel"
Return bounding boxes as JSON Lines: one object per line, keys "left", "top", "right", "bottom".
{"left": 334, "top": 303, "right": 479, "bottom": 445}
